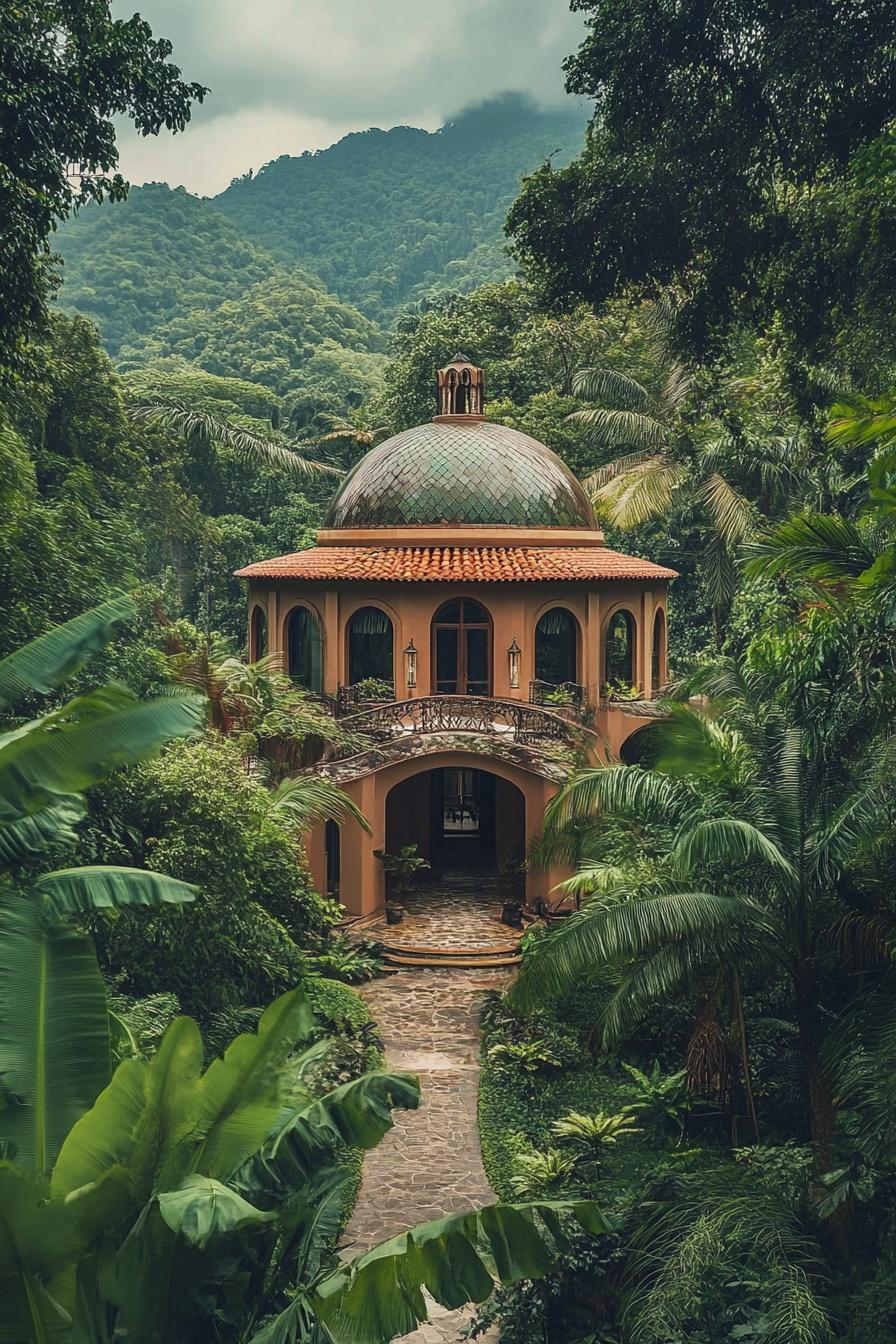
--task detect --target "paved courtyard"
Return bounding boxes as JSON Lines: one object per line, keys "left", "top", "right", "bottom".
{"left": 344, "top": 965, "right": 510, "bottom": 1343}
{"left": 360, "top": 869, "right": 522, "bottom": 951}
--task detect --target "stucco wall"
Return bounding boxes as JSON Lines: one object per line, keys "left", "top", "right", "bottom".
{"left": 248, "top": 576, "right": 669, "bottom": 703}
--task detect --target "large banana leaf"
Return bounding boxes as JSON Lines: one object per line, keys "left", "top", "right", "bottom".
{"left": 193, "top": 989, "right": 319, "bottom": 1180}
{"left": 0, "top": 1159, "right": 132, "bottom": 1344}
{"left": 157, "top": 1174, "right": 276, "bottom": 1249}
{"left": 239, "top": 1070, "right": 420, "bottom": 1195}
{"left": 0, "top": 692, "right": 205, "bottom": 826}
{"left": 52, "top": 1016, "right": 205, "bottom": 1203}
{"left": 0, "top": 596, "right": 135, "bottom": 711}
{"left": 253, "top": 1200, "right": 608, "bottom": 1344}
{"left": 34, "top": 866, "right": 198, "bottom": 918}
{"left": 0, "top": 797, "right": 86, "bottom": 870}
{"left": 0, "top": 894, "right": 110, "bottom": 1177}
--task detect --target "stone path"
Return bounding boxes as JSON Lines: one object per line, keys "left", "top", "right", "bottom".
{"left": 344, "top": 966, "right": 509, "bottom": 1343}
{"left": 359, "top": 871, "right": 522, "bottom": 951}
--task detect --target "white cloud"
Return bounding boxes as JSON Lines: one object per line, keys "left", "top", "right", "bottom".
{"left": 111, "top": 0, "right": 586, "bottom": 193}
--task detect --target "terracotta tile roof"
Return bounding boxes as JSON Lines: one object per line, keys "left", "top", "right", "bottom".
{"left": 235, "top": 545, "right": 678, "bottom": 583}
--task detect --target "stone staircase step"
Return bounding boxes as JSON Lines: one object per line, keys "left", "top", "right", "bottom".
{"left": 377, "top": 941, "right": 520, "bottom": 958}
{"left": 382, "top": 952, "right": 522, "bottom": 969}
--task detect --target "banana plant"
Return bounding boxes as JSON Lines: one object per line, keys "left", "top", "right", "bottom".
{"left": 1, "top": 983, "right": 607, "bottom": 1343}
{"left": 0, "top": 598, "right": 206, "bottom": 1177}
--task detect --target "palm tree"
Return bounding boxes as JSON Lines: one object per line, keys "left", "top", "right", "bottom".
{"left": 568, "top": 301, "right": 808, "bottom": 642}
{"left": 135, "top": 400, "right": 341, "bottom": 479}
{"left": 511, "top": 665, "right": 893, "bottom": 1158}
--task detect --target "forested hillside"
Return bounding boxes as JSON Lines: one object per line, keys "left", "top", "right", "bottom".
{"left": 215, "top": 95, "right": 585, "bottom": 323}
{"left": 54, "top": 183, "right": 279, "bottom": 355}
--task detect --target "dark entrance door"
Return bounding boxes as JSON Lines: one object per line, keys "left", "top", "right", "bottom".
{"left": 432, "top": 599, "right": 491, "bottom": 695}
{"left": 431, "top": 768, "right": 495, "bottom": 865}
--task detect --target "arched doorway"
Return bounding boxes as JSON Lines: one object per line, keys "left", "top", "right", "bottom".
{"left": 385, "top": 766, "right": 525, "bottom": 874}
{"left": 250, "top": 606, "right": 267, "bottom": 661}
{"left": 651, "top": 608, "right": 666, "bottom": 695}
{"left": 535, "top": 607, "right": 578, "bottom": 686}
{"left": 347, "top": 606, "right": 393, "bottom": 689}
{"left": 431, "top": 598, "right": 491, "bottom": 695}
{"left": 604, "top": 609, "right": 636, "bottom": 691}
{"left": 287, "top": 605, "right": 323, "bottom": 692}
{"left": 325, "top": 819, "right": 340, "bottom": 896}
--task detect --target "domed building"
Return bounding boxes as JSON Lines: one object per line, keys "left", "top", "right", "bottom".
{"left": 238, "top": 358, "right": 676, "bottom": 917}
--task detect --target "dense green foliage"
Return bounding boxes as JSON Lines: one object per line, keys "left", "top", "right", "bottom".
{"left": 507, "top": 1, "right": 896, "bottom": 364}
{"left": 0, "top": 0, "right": 205, "bottom": 371}
{"left": 214, "top": 96, "right": 585, "bottom": 325}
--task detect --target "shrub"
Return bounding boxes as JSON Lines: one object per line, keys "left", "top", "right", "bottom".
{"left": 88, "top": 735, "right": 338, "bottom": 1027}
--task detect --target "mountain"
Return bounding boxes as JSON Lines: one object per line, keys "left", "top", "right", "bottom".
{"left": 214, "top": 95, "right": 586, "bottom": 324}
{"left": 54, "top": 183, "right": 387, "bottom": 422}
{"left": 54, "top": 183, "right": 281, "bottom": 356}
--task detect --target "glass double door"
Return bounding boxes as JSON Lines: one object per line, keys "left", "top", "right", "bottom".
{"left": 432, "top": 598, "right": 491, "bottom": 696}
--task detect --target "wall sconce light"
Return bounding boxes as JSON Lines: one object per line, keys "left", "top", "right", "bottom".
{"left": 508, "top": 637, "right": 521, "bottom": 689}
{"left": 404, "top": 639, "right": 418, "bottom": 689}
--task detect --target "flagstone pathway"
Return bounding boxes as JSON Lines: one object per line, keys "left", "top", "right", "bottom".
{"left": 344, "top": 966, "right": 509, "bottom": 1344}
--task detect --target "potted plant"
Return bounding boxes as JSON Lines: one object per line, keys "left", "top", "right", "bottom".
{"left": 374, "top": 844, "right": 430, "bottom": 911}
{"left": 501, "top": 898, "right": 525, "bottom": 929}
{"left": 354, "top": 677, "right": 395, "bottom": 703}
{"left": 544, "top": 686, "right": 574, "bottom": 707}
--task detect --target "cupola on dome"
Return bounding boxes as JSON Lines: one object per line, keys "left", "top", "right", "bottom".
{"left": 323, "top": 359, "right": 597, "bottom": 531}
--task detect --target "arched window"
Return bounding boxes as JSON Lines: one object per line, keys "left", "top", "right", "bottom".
{"left": 347, "top": 606, "right": 394, "bottom": 688}
{"left": 250, "top": 606, "right": 267, "bottom": 662}
{"left": 651, "top": 609, "right": 666, "bottom": 695}
{"left": 325, "top": 820, "right": 340, "bottom": 896}
{"left": 604, "top": 610, "right": 635, "bottom": 690}
{"left": 287, "top": 605, "right": 323, "bottom": 692}
{"left": 432, "top": 598, "right": 491, "bottom": 695}
{"left": 535, "top": 608, "right": 578, "bottom": 686}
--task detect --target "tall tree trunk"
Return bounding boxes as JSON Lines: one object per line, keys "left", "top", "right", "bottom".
{"left": 794, "top": 971, "right": 836, "bottom": 1163}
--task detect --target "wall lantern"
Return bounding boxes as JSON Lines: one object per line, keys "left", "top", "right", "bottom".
{"left": 404, "top": 639, "right": 418, "bottom": 689}
{"left": 508, "top": 637, "right": 521, "bottom": 689}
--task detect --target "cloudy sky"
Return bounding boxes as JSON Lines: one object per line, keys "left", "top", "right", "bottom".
{"left": 112, "top": 1, "right": 587, "bottom": 196}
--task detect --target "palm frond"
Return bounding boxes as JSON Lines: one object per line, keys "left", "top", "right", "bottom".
{"left": 135, "top": 401, "right": 340, "bottom": 478}
{"left": 568, "top": 407, "right": 668, "bottom": 452}
{"left": 672, "top": 818, "right": 794, "bottom": 882}
{"left": 545, "top": 766, "right": 691, "bottom": 835}
{"left": 589, "top": 457, "right": 688, "bottom": 528}
{"left": 742, "top": 514, "right": 877, "bottom": 583}
{"left": 582, "top": 450, "right": 658, "bottom": 492}
{"left": 571, "top": 366, "right": 651, "bottom": 409}
{"left": 662, "top": 361, "right": 694, "bottom": 415}
{"left": 698, "top": 473, "right": 754, "bottom": 546}
{"left": 269, "top": 775, "right": 371, "bottom": 835}
{"left": 510, "top": 891, "right": 755, "bottom": 1012}
{"left": 827, "top": 394, "right": 896, "bottom": 450}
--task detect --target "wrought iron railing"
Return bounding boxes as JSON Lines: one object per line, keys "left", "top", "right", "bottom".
{"left": 333, "top": 694, "right": 571, "bottom": 753}
{"left": 337, "top": 682, "right": 396, "bottom": 713}
{"left": 528, "top": 679, "right": 586, "bottom": 709}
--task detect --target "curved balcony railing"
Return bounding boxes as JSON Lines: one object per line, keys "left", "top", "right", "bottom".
{"left": 333, "top": 694, "right": 572, "bottom": 752}
{"left": 528, "top": 678, "right": 586, "bottom": 709}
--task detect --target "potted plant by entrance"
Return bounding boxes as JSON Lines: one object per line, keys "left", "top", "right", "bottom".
{"left": 374, "top": 844, "right": 430, "bottom": 920}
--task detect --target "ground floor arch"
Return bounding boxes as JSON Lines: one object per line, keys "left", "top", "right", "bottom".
{"left": 306, "top": 750, "right": 571, "bottom": 915}
{"left": 385, "top": 767, "right": 526, "bottom": 873}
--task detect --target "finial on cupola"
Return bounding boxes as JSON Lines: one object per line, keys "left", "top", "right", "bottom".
{"left": 434, "top": 355, "right": 485, "bottom": 421}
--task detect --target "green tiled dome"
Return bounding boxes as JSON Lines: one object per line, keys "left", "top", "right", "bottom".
{"left": 323, "top": 421, "right": 597, "bottom": 529}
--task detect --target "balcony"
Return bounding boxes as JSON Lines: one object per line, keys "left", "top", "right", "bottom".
{"left": 336, "top": 694, "right": 571, "bottom": 746}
